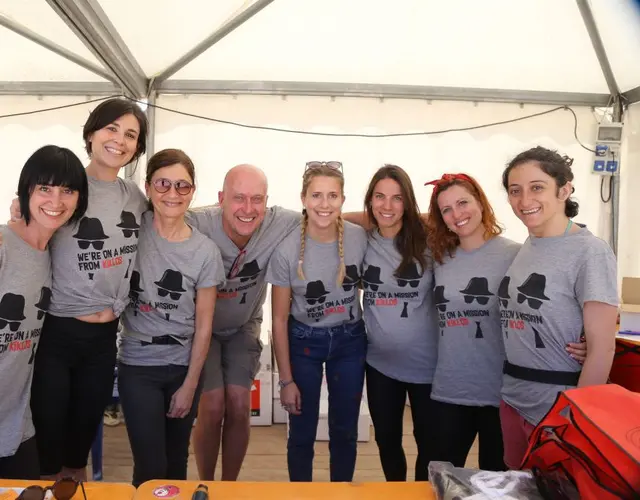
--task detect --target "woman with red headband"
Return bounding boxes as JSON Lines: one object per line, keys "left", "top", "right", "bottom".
{"left": 424, "top": 172, "right": 587, "bottom": 471}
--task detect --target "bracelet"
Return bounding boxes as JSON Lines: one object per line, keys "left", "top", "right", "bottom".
{"left": 278, "top": 379, "right": 294, "bottom": 390}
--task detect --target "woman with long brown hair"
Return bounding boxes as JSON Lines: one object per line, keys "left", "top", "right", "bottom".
{"left": 361, "top": 164, "right": 438, "bottom": 481}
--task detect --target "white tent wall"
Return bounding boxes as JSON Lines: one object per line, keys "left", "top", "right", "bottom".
{"left": 0, "top": 96, "right": 108, "bottom": 219}
{"left": 0, "top": 94, "right": 634, "bottom": 280}
{"left": 618, "top": 102, "right": 640, "bottom": 279}
{"left": 152, "top": 94, "right": 612, "bottom": 242}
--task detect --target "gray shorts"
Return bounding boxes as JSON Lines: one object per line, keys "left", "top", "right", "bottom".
{"left": 203, "top": 330, "right": 263, "bottom": 391}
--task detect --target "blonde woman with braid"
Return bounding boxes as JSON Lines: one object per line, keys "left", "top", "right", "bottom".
{"left": 266, "top": 161, "right": 368, "bottom": 482}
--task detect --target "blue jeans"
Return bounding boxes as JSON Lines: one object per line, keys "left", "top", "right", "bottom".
{"left": 287, "top": 317, "right": 367, "bottom": 482}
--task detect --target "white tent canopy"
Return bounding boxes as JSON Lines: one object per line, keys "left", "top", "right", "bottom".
{"left": 1, "top": 0, "right": 640, "bottom": 104}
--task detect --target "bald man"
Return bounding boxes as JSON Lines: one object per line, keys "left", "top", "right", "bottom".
{"left": 187, "top": 164, "right": 300, "bottom": 481}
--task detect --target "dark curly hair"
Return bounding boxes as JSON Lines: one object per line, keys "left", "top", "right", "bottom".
{"left": 502, "top": 146, "right": 578, "bottom": 218}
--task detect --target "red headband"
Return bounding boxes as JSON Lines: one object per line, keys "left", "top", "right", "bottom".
{"left": 424, "top": 173, "right": 473, "bottom": 188}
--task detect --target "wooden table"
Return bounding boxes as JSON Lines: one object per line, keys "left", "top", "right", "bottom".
{"left": 0, "top": 480, "right": 135, "bottom": 499}
{"left": 135, "top": 480, "right": 436, "bottom": 500}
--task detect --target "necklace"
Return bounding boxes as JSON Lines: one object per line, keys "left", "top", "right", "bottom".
{"left": 564, "top": 219, "right": 573, "bottom": 235}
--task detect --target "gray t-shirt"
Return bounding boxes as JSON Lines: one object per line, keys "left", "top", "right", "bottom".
{"left": 266, "top": 222, "right": 367, "bottom": 327}
{"left": 187, "top": 206, "right": 300, "bottom": 337}
{"left": 0, "top": 226, "right": 51, "bottom": 457}
{"left": 362, "top": 230, "right": 438, "bottom": 384}
{"left": 48, "top": 176, "right": 147, "bottom": 317}
{"left": 119, "top": 211, "right": 226, "bottom": 366}
{"left": 501, "top": 227, "right": 618, "bottom": 425}
{"left": 432, "top": 236, "right": 522, "bottom": 406}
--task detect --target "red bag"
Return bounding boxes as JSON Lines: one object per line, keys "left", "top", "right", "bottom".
{"left": 609, "top": 339, "right": 640, "bottom": 393}
{"left": 521, "top": 384, "right": 640, "bottom": 500}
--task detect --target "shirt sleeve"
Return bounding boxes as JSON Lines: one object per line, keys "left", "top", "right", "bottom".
{"left": 575, "top": 239, "right": 619, "bottom": 308}
{"left": 265, "top": 244, "right": 292, "bottom": 288}
{"left": 197, "top": 240, "right": 226, "bottom": 289}
{"left": 185, "top": 209, "right": 214, "bottom": 237}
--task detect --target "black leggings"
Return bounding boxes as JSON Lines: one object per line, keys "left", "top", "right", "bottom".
{"left": 118, "top": 363, "right": 202, "bottom": 488}
{"left": 0, "top": 437, "right": 40, "bottom": 480}
{"left": 31, "top": 314, "right": 118, "bottom": 476}
{"left": 430, "top": 399, "right": 506, "bottom": 471}
{"left": 365, "top": 364, "right": 436, "bottom": 481}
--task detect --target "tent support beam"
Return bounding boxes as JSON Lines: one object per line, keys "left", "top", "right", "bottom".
{"left": 156, "top": 80, "right": 610, "bottom": 107}
{"left": 575, "top": 0, "right": 620, "bottom": 96}
{"left": 153, "top": 0, "right": 277, "bottom": 84}
{"left": 610, "top": 96, "right": 624, "bottom": 256}
{"left": 0, "top": 81, "right": 119, "bottom": 96}
{"left": 623, "top": 85, "right": 640, "bottom": 105}
{"left": 46, "top": 0, "right": 148, "bottom": 98}
{"left": 0, "top": 14, "right": 115, "bottom": 83}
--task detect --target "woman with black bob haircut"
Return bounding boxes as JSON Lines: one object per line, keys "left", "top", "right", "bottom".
{"left": 0, "top": 145, "right": 87, "bottom": 479}
{"left": 22, "top": 97, "right": 150, "bottom": 481}
{"left": 498, "top": 146, "right": 618, "bottom": 469}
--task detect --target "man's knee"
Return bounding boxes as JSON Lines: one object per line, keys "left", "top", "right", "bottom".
{"left": 224, "top": 386, "right": 251, "bottom": 423}
{"left": 199, "top": 388, "right": 226, "bottom": 426}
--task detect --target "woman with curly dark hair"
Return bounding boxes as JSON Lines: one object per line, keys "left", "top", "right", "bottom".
{"left": 498, "top": 146, "right": 617, "bottom": 469}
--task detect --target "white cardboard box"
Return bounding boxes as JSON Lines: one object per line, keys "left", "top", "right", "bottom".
{"left": 620, "top": 277, "right": 640, "bottom": 334}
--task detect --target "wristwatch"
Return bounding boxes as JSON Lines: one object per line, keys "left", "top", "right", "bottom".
{"left": 278, "top": 379, "right": 294, "bottom": 390}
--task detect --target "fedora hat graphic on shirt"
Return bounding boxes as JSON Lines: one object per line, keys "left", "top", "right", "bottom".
{"left": 396, "top": 262, "right": 421, "bottom": 288}
{"left": 236, "top": 260, "right": 261, "bottom": 282}
{"left": 35, "top": 286, "right": 52, "bottom": 319}
{"left": 0, "top": 293, "right": 26, "bottom": 332}
{"left": 155, "top": 269, "right": 186, "bottom": 292}
{"left": 155, "top": 269, "right": 186, "bottom": 302}
{"left": 434, "top": 285, "right": 450, "bottom": 312}
{"left": 460, "top": 277, "right": 493, "bottom": 297}
{"left": 130, "top": 271, "right": 144, "bottom": 295}
{"left": 460, "top": 277, "right": 493, "bottom": 306}
{"left": 517, "top": 273, "right": 550, "bottom": 300}
{"left": 342, "top": 265, "right": 360, "bottom": 291}
{"left": 116, "top": 211, "right": 140, "bottom": 229}
{"left": 35, "top": 286, "right": 51, "bottom": 311}
{"left": 516, "top": 273, "right": 550, "bottom": 310}
{"left": 498, "top": 276, "right": 511, "bottom": 300}
{"left": 362, "top": 266, "right": 383, "bottom": 292}
{"left": 305, "top": 280, "right": 330, "bottom": 305}
{"left": 117, "top": 211, "right": 140, "bottom": 238}
{"left": 73, "top": 217, "right": 109, "bottom": 241}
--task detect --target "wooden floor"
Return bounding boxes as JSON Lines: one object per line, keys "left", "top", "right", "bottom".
{"left": 100, "top": 409, "right": 479, "bottom": 483}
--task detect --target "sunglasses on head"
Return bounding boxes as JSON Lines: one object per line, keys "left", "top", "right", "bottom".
{"left": 305, "top": 161, "right": 343, "bottom": 172}
{"left": 18, "top": 477, "right": 86, "bottom": 500}
{"left": 152, "top": 178, "right": 194, "bottom": 196}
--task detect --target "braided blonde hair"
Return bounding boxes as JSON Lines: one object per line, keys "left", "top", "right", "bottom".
{"left": 298, "top": 164, "right": 346, "bottom": 286}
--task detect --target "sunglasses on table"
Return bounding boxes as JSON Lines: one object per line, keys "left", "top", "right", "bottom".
{"left": 305, "top": 161, "right": 343, "bottom": 172}
{"left": 17, "top": 477, "right": 86, "bottom": 500}
{"left": 152, "top": 178, "right": 194, "bottom": 195}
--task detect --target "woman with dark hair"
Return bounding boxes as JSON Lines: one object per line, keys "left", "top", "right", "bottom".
{"left": 117, "top": 149, "right": 224, "bottom": 487}
{"left": 425, "top": 172, "right": 519, "bottom": 472}
{"left": 361, "top": 164, "right": 438, "bottom": 482}
{"left": 0, "top": 145, "right": 87, "bottom": 479}
{"left": 24, "top": 97, "right": 150, "bottom": 480}
{"left": 499, "top": 146, "right": 618, "bottom": 469}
